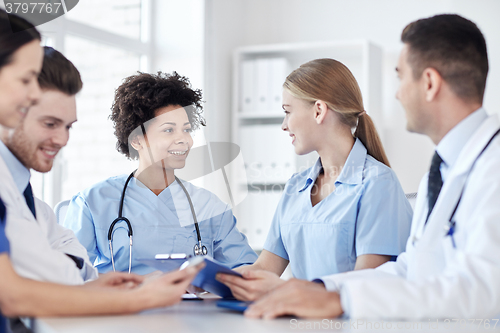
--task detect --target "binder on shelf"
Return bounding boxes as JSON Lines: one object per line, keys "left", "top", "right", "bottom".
{"left": 255, "top": 58, "right": 270, "bottom": 112}
{"left": 235, "top": 192, "right": 251, "bottom": 236}
{"left": 239, "top": 57, "right": 289, "bottom": 115}
{"left": 252, "top": 193, "right": 266, "bottom": 249}
{"left": 239, "top": 124, "right": 296, "bottom": 184}
{"left": 260, "top": 125, "right": 295, "bottom": 184}
{"left": 238, "top": 189, "right": 283, "bottom": 250}
{"left": 239, "top": 126, "right": 260, "bottom": 183}
{"left": 269, "top": 57, "right": 289, "bottom": 114}
{"left": 240, "top": 59, "right": 256, "bottom": 113}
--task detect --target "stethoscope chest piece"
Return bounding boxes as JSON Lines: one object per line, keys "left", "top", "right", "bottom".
{"left": 194, "top": 241, "right": 208, "bottom": 256}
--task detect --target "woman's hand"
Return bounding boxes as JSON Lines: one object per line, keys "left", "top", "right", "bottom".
{"left": 216, "top": 269, "right": 284, "bottom": 301}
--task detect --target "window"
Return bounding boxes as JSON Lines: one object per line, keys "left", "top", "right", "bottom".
{"left": 34, "top": 0, "right": 152, "bottom": 207}
{"left": 61, "top": 36, "right": 141, "bottom": 199}
{"left": 65, "top": 0, "right": 142, "bottom": 39}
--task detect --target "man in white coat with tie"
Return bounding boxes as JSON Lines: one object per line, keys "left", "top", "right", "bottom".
{"left": 245, "top": 14, "right": 500, "bottom": 320}
{"left": 0, "top": 47, "right": 97, "bottom": 285}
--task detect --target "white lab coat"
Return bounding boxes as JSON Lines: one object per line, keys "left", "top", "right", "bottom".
{"left": 321, "top": 114, "right": 500, "bottom": 319}
{"left": 0, "top": 155, "right": 97, "bottom": 284}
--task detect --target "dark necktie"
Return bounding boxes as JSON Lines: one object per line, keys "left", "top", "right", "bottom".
{"left": 0, "top": 197, "right": 5, "bottom": 223}
{"left": 23, "top": 182, "right": 36, "bottom": 219}
{"left": 426, "top": 151, "right": 443, "bottom": 222}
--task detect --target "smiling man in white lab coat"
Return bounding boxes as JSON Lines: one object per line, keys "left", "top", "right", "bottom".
{"left": 0, "top": 46, "right": 97, "bottom": 285}
{"left": 245, "top": 14, "right": 500, "bottom": 320}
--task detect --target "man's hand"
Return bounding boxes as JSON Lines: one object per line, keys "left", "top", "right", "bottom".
{"left": 216, "top": 269, "right": 284, "bottom": 301}
{"left": 244, "top": 279, "right": 343, "bottom": 319}
{"left": 84, "top": 272, "right": 145, "bottom": 290}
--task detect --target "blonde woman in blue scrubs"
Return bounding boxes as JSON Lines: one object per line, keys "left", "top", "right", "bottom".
{"left": 218, "top": 58, "right": 412, "bottom": 301}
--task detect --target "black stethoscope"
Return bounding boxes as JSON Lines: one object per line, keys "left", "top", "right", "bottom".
{"left": 108, "top": 171, "right": 208, "bottom": 273}
{"left": 445, "top": 128, "right": 500, "bottom": 248}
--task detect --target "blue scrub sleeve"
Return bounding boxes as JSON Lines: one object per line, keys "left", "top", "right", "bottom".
{"left": 212, "top": 206, "right": 258, "bottom": 268}
{"left": 62, "top": 194, "right": 99, "bottom": 264}
{"left": 355, "top": 170, "right": 412, "bottom": 257}
{"left": 0, "top": 198, "right": 9, "bottom": 253}
{"left": 263, "top": 194, "right": 289, "bottom": 261}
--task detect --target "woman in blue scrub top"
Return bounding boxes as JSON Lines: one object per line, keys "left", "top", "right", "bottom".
{"left": 63, "top": 72, "right": 257, "bottom": 274}
{"left": 218, "top": 58, "right": 412, "bottom": 301}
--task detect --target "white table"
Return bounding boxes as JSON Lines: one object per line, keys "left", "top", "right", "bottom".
{"left": 34, "top": 299, "right": 298, "bottom": 333}
{"left": 34, "top": 298, "right": 500, "bottom": 333}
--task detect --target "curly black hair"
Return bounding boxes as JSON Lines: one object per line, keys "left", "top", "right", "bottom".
{"left": 110, "top": 71, "right": 205, "bottom": 159}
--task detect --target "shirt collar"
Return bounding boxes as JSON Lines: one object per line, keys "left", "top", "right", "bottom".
{"left": 436, "top": 107, "right": 487, "bottom": 169}
{"left": 298, "top": 138, "right": 367, "bottom": 192}
{"left": 298, "top": 158, "right": 323, "bottom": 192}
{"left": 0, "top": 140, "right": 30, "bottom": 193}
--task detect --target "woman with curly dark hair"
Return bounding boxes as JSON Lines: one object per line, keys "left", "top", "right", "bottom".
{"left": 63, "top": 71, "right": 257, "bottom": 274}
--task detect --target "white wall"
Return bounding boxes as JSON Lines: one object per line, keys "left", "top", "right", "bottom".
{"left": 203, "top": 0, "right": 500, "bottom": 193}
{"left": 152, "top": 0, "right": 208, "bottom": 160}
{"left": 152, "top": 0, "right": 205, "bottom": 91}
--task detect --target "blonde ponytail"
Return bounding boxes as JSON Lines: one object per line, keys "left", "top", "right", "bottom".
{"left": 355, "top": 114, "right": 390, "bottom": 167}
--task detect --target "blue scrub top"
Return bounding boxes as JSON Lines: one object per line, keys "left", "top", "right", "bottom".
{"left": 1, "top": 197, "right": 10, "bottom": 333}
{"left": 63, "top": 176, "right": 258, "bottom": 274}
{"left": 264, "top": 139, "right": 412, "bottom": 280}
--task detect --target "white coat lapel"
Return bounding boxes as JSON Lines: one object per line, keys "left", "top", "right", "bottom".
{"left": 423, "top": 115, "right": 500, "bottom": 240}
{"left": 409, "top": 176, "right": 429, "bottom": 244}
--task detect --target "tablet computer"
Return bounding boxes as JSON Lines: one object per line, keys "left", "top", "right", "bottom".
{"left": 187, "top": 257, "right": 243, "bottom": 299}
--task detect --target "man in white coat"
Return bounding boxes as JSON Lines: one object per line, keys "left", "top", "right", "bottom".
{"left": 244, "top": 14, "right": 500, "bottom": 320}
{"left": 0, "top": 46, "right": 98, "bottom": 284}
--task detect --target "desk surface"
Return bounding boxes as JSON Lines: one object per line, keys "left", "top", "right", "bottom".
{"left": 34, "top": 298, "right": 500, "bottom": 333}
{"left": 35, "top": 299, "right": 296, "bottom": 333}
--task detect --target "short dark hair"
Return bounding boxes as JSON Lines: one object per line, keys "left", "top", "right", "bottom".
{"left": 401, "top": 14, "right": 488, "bottom": 103}
{"left": 110, "top": 71, "right": 205, "bottom": 159}
{"left": 0, "top": 9, "right": 41, "bottom": 70}
{"left": 38, "top": 46, "right": 82, "bottom": 95}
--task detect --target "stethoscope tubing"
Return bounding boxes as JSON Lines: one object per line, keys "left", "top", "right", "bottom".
{"left": 108, "top": 171, "right": 207, "bottom": 272}
{"left": 445, "top": 128, "right": 500, "bottom": 248}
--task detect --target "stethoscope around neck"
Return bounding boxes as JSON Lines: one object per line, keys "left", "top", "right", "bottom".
{"left": 443, "top": 128, "right": 500, "bottom": 248}
{"left": 108, "top": 171, "right": 208, "bottom": 273}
